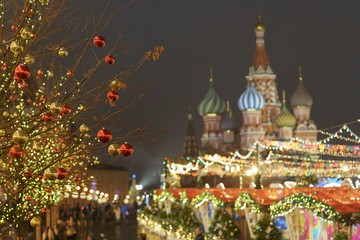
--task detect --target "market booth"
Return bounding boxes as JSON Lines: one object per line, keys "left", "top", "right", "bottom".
{"left": 138, "top": 187, "right": 360, "bottom": 239}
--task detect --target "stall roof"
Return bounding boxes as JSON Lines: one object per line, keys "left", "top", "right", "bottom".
{"left": 157, "top": 187, "right": 360, "bottom": 214}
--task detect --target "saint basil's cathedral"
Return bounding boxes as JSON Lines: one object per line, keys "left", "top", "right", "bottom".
{"left": 182, "top": 14, "right": 318, "bottom": 158}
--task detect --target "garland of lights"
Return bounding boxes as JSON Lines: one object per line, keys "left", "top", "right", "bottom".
{"left": 180, "top": 191, "right": 189, "bottom": 204}
{"left": 155, "top": 190, "right": 176, "bottom": 203}
{"left": 269, "top": 193, "right": 338, "bottom": 221}
{"left": 234, "top": 192, "right": 260, "bottom": 212}
{"left": 190, "top": 192, "right": 223, "bottom": 208}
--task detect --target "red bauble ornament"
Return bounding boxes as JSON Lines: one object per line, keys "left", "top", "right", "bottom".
{"left": 24, "top": 169, "right": 33, "bottom": 179}
{"left": 61, "top": 105, "right": 71, "bottom": 115}
{"left": 105, "top": 55, "right": 115, "bottom": 64}
{"left": 107, "top": 90, "right": 119, "bottom": 102}
{"left": 73, "top": 176, "right": 80, "bottom": 182}
{"left": 57, "top": 168, "right": 67, "bottom": 180}
{"left": 94, "top": 35, "right": 106, "bottom": 48}
{"left": 42, "top": 113, "right": 53, "bottom": 121}
{"left": 15, "top": 64, "right": 30, "bottom": 80}
{"left": 97, "top": 129, "right": 112, "bottom": 143}
{"left": 120, "top": 143, "right": 133, "bottom": 157}
{"left": 25, "top": 197, "right": 31, "bottom": 201}
{"left": 41, "top": 209, "right": 47, "bottom": 213}
{"left": 14, "top": 75, "right": 24, "bottom": 83}
{"left": 9, "top": 145, "right": 22, "bottom": 159}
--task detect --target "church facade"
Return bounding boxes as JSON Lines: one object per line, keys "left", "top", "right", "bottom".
{"left": 183, "top": 14, "right": 317, "bottom": 157}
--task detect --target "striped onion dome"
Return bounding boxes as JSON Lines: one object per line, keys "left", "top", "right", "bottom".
{"left": 221, "top": 101, "right": 236, "bottom": 130}
{"left": 197, "top": 69, "right": 226, "bottom": 116}
{"left": 237, "top": 83, "right": 265, "bottom": 111}
{"left": 275, "top": 91, "right": 296, "bottom": 128}
{"left": 290, "top": 67, "right": 313, "bottom": 108}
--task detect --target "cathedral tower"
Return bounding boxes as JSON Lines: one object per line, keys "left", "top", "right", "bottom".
{"left": 238, "top": 73, "right": 266, "bottom": 148}
{"left": 197, "top": 68, "right": 226, "bottom": 150}
{"left": 248, "top": 13, "right": 281, "bottom": 137}
{"left": 221, "top": 101, "right": 236, "bottom": 145}
{"left": 182, "top": 106, "right": 199, "bottom": 158}
{"left": 290, "top": 67, "right": 317, "bottom": 142}
{"left": 275, "top": 91, "right": 296, "bottom": 140}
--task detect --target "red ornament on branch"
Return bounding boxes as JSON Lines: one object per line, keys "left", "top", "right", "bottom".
{"left": 105, "top": 55, "right": 115, "bottom": 64}
{"left": 57, "top": 168, "right": 67, "bottom": 180}
{"left": 94, "top": 36, "right": 106, "bottom": 48}
{"left": 120, "top": 143, "right": 133, "bottom": 157}
{"left": 73, "top": 176, "right": 80, "bottom": 182}
{"left": 9, "top": 145, "right": 22, "bottom": 159}
{"left": 25, "top": 197, "right": 31, "bottom": 201}
{"left": 42, "top": 113, "right": 53, "bottom": 121}
{"left": 61, "top": 105, "right": 71, "bottom": 115}
{"left": 97, "top": 128, "right": 112, "bottom": 143}
{"left": 14, "top": 75, "right": 24, "bottom": 83}
{"left": 24, "top": 169, "right": 33, "bottom": 179}
{"left": 15, "top": 64, "right": 30, "bottom": 80}
{"left": 107, "top": 90, "right": 119, "bottom": 102}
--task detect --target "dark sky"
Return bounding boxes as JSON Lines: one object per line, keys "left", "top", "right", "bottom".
{"left": 95, "top": 0, "right": 360, "bottom": 189}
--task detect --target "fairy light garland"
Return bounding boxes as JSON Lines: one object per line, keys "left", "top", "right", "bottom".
{"left": 234, "top": 192, "right": 260, "bottom": 212}
{"left": 269, "top": 193, "right": 338, "bottom": 222}
{"left": 190, "top": 192, "right": 223, "bottom": 208}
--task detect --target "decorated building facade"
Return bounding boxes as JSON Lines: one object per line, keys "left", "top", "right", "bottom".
{"left": 195, "top": 14, "right": 317, "bottom": 152}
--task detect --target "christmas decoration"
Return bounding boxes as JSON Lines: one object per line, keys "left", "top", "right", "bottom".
{"left": 30, "top": 217, "right": 41, "bottom": 228}
{"left": 58, "top": 47, "right": 68, "bottom": 57}
{"left": 20, "top": 28, "right": 32, "bottom": 39}
{"left": 94, "top": 35, "right": 106, "bottom": 48}
{"left": 9, "top": 145, "right": 22, "bottom": 159}
{"left": 120, "top": 143, "right": 133, "bottom": 156}
{"left": 105, "top": 55, "right": 115, "bottom": 64}
{"left": 269, "top": 193, "right": 337, "bottom": 221}
{"left": 24, "top": 55, "right": 35, "bottom": 65}
{"left": 208, "top": 209, "right": 240, "bottom": 239}
{"left": 61, "top": 105, "right": 71, "bottom": 114}
{"left": 108, "top": 144, "right": 121, "bottom": 156}
{"left": 79, "top": 124, "right": 89, "bottom": 134}
{"left": 97, "top": 128, "right": 112, "bottom": 143}
{"left": 44, "top": 167, "right": 57, "bottom": 180}
{"left": 50, "top": 102, "right": 62, "bottom": 114}
{"left": 23, "top": 169, "right": 33, "bottom": 179}
{"left": 10, "top": 41, "right": 22, "bottom": 55}
{"left": 252, "top": 217, "right": 283, "bottom": 240}
{"left": 234, "top": 192, "right": 260, "bottom": 212}
{"left": 57, "top": 168, "right": 67, "bottom": 180}
{"left": 12, "top": 129, "right": 29, "bottom": 145}
{"left": 107, "top": 90, "right": 119, "bottom": 102}
{"left": 42, "top": 112, "right": 54, "bottom": 121}
{"left": 15, "top": 64, "right": 30, "bottom": 80}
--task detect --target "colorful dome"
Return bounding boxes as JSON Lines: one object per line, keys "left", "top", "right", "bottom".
{"left": 275, "top": 91, "right": 296, "bottom": 128}
{"left": 221, "top": 102, "right": 236, "bottom": 130}
{"left": 290, "top": 68, "right": 313, "bottom": 108}
{"left": 237, "top": 83, "right": 265, "bottom": 111}
{"left": 198, "top": 70, "right": 226, "bottom": 116}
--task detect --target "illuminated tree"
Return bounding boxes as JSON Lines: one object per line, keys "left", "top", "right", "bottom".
{"left": 0, "top": 0, "right": 163, "bottom": 238}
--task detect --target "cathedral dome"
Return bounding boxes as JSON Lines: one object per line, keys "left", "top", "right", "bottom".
{"left": 291, "top": 84, "right": 313, "bottom": 108}
{"left": 254, "top": 14, "right": 266, "bottom": 32}
{"left": 197, "top": 70, "right": 226, "bottom": 116}
{"left": 237, "top": 83, "right": 265, "bottom": 111}
{"left": 221, "top": 102, "right": 236, "bottom": 130}
{"left": 275, "top": 91, "right": 296, "bottom": 128}
{"left": 290, "top": 67, "right": 313, "bottom": 108}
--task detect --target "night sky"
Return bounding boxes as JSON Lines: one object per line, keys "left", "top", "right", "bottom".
{"left": 97, "top": 0, "right": 360, "bottom": 189}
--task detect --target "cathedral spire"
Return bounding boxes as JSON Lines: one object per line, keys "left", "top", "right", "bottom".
{"left": 299, "top": 66, "right": 303, "bottom": 84}
{"left": 252, "top": 12, "right": 270, "bottom": 72}
{"left": 182, "top": 106, "right": 199, "bottom": 158}
{"left": 209, "top": 67, "right": 213, "bottom": 84}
